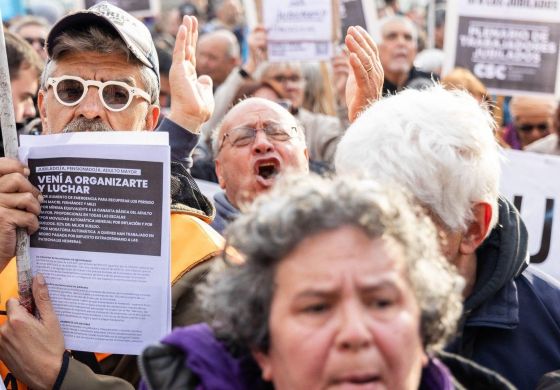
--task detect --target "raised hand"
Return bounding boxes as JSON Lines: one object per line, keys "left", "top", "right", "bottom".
{"left": 344, "top": 26, "right": 384, "bottom": 123}
{"left": 168, "top": 15, "right": 215, "bottom": 133}
{"left": 243, "top": 25, "right": 268, "bottom": 75}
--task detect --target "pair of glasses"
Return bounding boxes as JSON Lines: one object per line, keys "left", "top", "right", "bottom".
{"left": 24, "top": 37, "right": 46, "bottom": 47}
{"left": 47, "top": 76, "right": 151, "bottom": 112}
{"left": 271, "top": 74, "right": 303, "bottom": 84}
{"left": 517, "top": 123, "right": 549, "bottom": 132}
{"left": 220, "top": 123, "right": 297, "bottom": 151}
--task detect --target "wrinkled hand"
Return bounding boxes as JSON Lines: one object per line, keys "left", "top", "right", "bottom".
{"left": 332, "top": 47, "right": 350, "bottom": 107}
{"left": 168, "top": 15, "right": 214, "bottom": 133}
{"left": 345, "top": 26, "right": 384, "bottom": 122}
{"left": 0, "top": 275, "right": 65, "bottom": 390}
{"left": 243, "top": 25, "right": 267, "bottom": 75}
{"left": 0, "top": 158, "right": 41, "bottom": 271}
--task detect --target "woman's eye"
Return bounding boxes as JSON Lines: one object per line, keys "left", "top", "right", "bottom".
{"left": 303, "top": 303, "right": 330, "bottom": 314}
{"left": 368, "top": 298, "right": 395, "bottom": 309}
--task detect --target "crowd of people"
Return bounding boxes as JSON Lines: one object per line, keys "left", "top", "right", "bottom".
{"left": 1, "top": 0, "right": 559, "bottom": 389}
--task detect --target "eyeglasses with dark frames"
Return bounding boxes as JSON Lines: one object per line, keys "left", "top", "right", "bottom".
{"left": 219, "top": 123, "right": 298, "bottom": 151}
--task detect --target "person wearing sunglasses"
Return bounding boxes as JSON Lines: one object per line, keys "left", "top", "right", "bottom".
{"left": 0, "top": 3, "right": 221, "bottom": 390}
{"left": 503, "top": 95, "right": 557, "bottom": 150}
{"left": 525, "top": 101, "right": 560, "bottom": 156}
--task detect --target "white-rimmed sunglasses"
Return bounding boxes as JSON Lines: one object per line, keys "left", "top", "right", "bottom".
{"left": 46, "top": 75, "right": 152, "bottom": 112}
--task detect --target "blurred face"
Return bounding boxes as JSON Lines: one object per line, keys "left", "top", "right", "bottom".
{"left": 11, "top": 65, "right": 39, "bottom": 123}
{"left": 255, "top": 226, "right": 425, "bottom": 390}
{"left": 196, "top": 36, "right": 239, "bottom": 87}
{"left": 379, "top": 20, "right": 417, "bottom": 77}
{"left": 262, "top": 64, "right": 305, "bottom": 109}
{"left": 215, "top": 99, "right": 308, "bottom": 208}
{"left": 217, "top": 0, "right": 243, "bottom": 26}
{"left": 515, "top": 113, "right": 553, "bottom": 148}
{"left": 18, "top": 24, "right": 48, "bottom": 61}
{"left": 38, "top": 51, "right": 159, "bottom": 134}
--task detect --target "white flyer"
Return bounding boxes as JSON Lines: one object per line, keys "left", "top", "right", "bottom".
{"left": 263, "top": 0, "right": 334, "bottom": 62}
{"left": 19, "top": 131, "right": 171, "bottom": 355}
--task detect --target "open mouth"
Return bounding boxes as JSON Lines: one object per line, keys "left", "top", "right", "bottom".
{"left": 257, "top": 162, "right": 279, "bottom": 180}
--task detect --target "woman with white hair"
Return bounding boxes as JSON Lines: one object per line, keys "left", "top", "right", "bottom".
{"left": 139, "top": 175, "right": 514, "bottom": 389}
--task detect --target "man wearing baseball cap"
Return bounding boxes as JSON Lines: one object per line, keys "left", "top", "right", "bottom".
{"left": 0, "top": 3, "right": 220, "bottom": 389}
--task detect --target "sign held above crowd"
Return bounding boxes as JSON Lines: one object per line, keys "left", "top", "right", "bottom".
{"left": 443, "top": 0, "right": 560, "bottom": 97}
{"left": 256, "top": 0, "right": 339, "bottom": 62}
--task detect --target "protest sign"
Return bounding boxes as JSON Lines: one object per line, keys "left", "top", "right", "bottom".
{"left": 500, "top": 149, "right": 560, "bottom": 281}
{"left": 82, "top": 0, "right": 159, "bottom": 17}
{"left": 443, "top": 0, "right": 560, "bottom": 97}
{"left": 18, "top": 131, "right": 171, "bottom": 355}
{"left": 339, "top": 0, "right": 378, "bottom": 41}
{"left": 260, "top": 0, "right": 339, "bottom": 62}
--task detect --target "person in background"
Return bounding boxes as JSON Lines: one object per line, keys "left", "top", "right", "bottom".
{"left": 378, "top": 15, "right": 435, "bottom": 95}
{"left": 196, "top": 29, "right": 241, "bottom": 90}
{"left": 200, "top": 26, "right": 383, "bottom": 165}
{"left": 2, "top": 31, "right": 44, "bottom": 154}
{"left": 9, "top": 15, "right": 50, "bottom": 61}
{"left": 525, "top": 101, "right": 560, "bottom": 155}
{"left": 140, "top": 174, "right": 513, "bottom": 389}
{"left": 503, "top": 95, "right": 556, "bottom": 150}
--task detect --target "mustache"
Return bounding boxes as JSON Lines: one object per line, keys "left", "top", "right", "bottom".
{"left": 62, "top": 118, "right": 113, "bottom": 133}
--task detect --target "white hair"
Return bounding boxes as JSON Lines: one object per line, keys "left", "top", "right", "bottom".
{"left": 335, "top": 85, "right": 501, "bottom": 233}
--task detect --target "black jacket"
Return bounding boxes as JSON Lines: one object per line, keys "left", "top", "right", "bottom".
{"left": 446, "top": 198, "right": 560, "bottom": 389}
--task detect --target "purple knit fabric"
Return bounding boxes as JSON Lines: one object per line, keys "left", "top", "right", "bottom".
{"left": 420, "top": 357, "right": 455, "bottom": 390}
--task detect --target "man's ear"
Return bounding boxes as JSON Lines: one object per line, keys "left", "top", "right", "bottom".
{"left": 214, "top": 158, "right": 226, "bottom": 189}
{"left": 38, "top": 90, "right": 48, "bottom": 131}
{"left": 459, "top": 202, "right": 492, "bottom": 255}
{"left": 252, "top": 349, "right": 273, "bottom": 381}
{"left": 145, "top": 105, "right": 160, "bottom": 131}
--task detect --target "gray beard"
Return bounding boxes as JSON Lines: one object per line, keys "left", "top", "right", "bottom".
{"left": 62, "top": 118, "right": 113, "bottom": 133}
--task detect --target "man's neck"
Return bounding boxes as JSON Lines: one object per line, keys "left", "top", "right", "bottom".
{"left": 384, "top": 70, "right": 410, "bottom": 89}
{"left": 456, "top": 252, "right": 478, "bottom": 299}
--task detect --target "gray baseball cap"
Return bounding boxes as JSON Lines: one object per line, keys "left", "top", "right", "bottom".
{"left": 46, "top": 2, "right": 160, "bottom": 86}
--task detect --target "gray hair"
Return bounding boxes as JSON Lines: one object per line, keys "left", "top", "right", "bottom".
{"left": 200, "top": 174, "right": 464, "bottom": 353}
{"left": 40, "top": 25, "right": 159, "bottom": 105}
{"left": 378, "top": 15, "right": 418, "bottom": 45}
{"left": 199, "top": 29, "right": 240, "bottom": 59}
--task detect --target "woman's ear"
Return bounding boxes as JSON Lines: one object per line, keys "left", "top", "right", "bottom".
{"left": 252, "top": 349, "right": 273, "bottom": 381}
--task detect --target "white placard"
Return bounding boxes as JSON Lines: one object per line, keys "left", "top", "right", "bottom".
{"left": 500, "top": 149, "right": 560, "bottom": 281}
{"left": 443, "top": 0, "right": 560, "bottom": 97}
{"left": 263, "top": 0, "right": 334, "bottom": 62}
{"left": 19, "top": 131, "right": 171, "bottom": 355}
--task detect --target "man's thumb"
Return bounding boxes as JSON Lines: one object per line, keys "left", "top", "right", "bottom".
{"left": 32, "top": 274, "right": 56, "bottom": 323}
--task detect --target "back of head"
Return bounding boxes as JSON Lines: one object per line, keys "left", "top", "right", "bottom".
{"left": 4, "top": 30, "right": 44, "bottom": 79}
{"left": 335, "top": 85, "right": 501, "bottom": 233}
{"left": 442, "top": 67, "right": 488, "bottom": 102}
